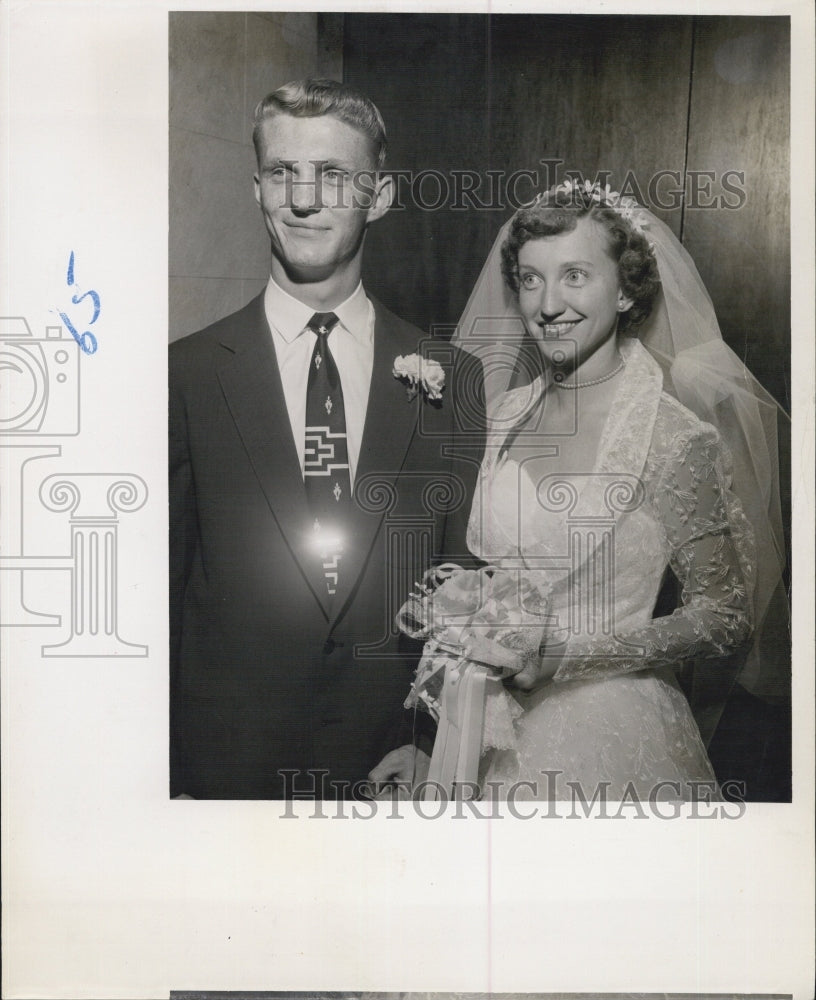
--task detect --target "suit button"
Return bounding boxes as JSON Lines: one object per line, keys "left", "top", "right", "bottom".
{"left": 323, "top": 638, "right": 335, "bottom": 655}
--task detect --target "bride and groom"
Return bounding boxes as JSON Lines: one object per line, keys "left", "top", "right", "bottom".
{"left": 170, "top": 79, "right": 783, "bottom": 802}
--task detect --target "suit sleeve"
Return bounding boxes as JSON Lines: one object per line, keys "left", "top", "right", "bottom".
{"left": 388, "top": 695, "right": 438, "bottom": 762}
{"left": 437, "top": 347, "right": 487, "bottom": 569}
{"left": 168, "top": 350, "right": 198, "bottom": 686}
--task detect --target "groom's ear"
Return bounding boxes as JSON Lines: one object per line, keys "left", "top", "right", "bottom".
{"left": 364, "top": 171, "right": 394, "bottom": 224}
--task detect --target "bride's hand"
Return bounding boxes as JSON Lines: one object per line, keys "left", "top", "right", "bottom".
{"left": 507, "top": 651, "right": 561, "bottom": 691}
{"left": 463, "top": 632, "right": 562, "bottom": 692}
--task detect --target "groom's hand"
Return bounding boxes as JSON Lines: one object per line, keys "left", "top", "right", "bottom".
{"left": 368, "top": 744, "right": 430, "bottom": 799}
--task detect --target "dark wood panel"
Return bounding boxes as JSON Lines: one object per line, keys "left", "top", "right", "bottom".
{"left": 487, "top": 15, "right": 693, "bottom": 233}
{"left": 683, "top": 16, "right": 790, "bottom": 410}
{"left": 344, "top": 14, "right": 790, "bottom": 405}
{"left": 344, "top": 14, "right": 694, "bottom": 334}
{"left": 344, "top": 13, "right": 493, "bottom": 336}
{"left": 683, "top": 16, "right": 791, "bottom": 583}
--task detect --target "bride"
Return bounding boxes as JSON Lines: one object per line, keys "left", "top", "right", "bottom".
{"left": 373, "top": 178, "right": 785, "bottom": 802}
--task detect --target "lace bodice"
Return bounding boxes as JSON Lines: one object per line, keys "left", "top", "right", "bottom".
{"left": 467, "top": 338, "right": 755, "bottom": 686}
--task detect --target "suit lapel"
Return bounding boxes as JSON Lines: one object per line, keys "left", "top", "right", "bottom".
{"left": 215, "top": 294, "right": 331, "bottom": 617}
{"left": 330, "top": 300, "right": 422, "bottom": 624}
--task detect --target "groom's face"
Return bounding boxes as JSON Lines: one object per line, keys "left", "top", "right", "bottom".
{"left": 253, "top": 112, "right": 389, "bottom": 284}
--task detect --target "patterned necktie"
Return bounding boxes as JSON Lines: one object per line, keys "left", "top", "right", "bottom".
{"left": 303, "top": 311, "right": 351, "bottom": 597}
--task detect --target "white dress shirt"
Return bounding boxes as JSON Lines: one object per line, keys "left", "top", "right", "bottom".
{"left": 263, "top": 276, "right": 375, "bottom": 484}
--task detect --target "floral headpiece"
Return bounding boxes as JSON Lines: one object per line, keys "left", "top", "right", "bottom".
{"left": 527, "top": 178, "right": 652, "bottom": 240}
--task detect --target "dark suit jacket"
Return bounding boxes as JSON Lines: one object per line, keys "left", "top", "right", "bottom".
{"left": 169, "top": 292, "right": 485, "bottom": 799}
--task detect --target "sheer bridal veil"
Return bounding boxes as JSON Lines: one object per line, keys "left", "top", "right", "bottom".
{"left": 453, "top": 179, "right": 790, "bottom": 704}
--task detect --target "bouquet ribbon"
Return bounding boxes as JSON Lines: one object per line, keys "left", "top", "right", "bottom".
{"left": 397, "top": 564, "right": 550, "bottom": 801}
{"left": 424, "top": 658, "right": 501, "bottom": 801}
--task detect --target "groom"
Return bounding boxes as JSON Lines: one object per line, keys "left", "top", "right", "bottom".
{"left": 169, "top": 79, "right": 484, "bottom": 799}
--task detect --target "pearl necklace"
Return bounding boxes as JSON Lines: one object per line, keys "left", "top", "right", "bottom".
{"left": 554, "top": 360, "right": 625, "bottom": 389}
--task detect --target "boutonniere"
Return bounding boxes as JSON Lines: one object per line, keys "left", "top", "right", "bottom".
{"left": 392, "top": 354, "right": 445, "bottom": 402}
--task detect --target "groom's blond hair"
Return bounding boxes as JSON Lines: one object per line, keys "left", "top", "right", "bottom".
{"left": 252, "top": 79, "right": 387, "bottom": 170}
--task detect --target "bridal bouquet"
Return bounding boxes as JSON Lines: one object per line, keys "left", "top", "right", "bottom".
{"left": 397, "top": 564, "right": 551, "bottom": 799}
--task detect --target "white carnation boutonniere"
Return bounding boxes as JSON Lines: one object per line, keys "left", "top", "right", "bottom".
{"left": 393, "top": 353, "right": 445, "bottom": 403}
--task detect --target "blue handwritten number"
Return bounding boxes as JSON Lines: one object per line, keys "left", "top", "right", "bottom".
{"left": 58, "top": 311, "right": 98, "bottom": 354}
{"left": 70, "top": 288, "right": 101, "bottom": 325}
{"left": 62, "top": 251, "right": 99, "bottom": 354}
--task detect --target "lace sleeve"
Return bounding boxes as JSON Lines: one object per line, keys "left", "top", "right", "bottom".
{"left": 551, "top": 426, "right": 754, "bottom": 685}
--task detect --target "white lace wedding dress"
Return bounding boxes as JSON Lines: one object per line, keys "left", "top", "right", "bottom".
{"left": 467, "top": 339, "right": 755, "bottom": 800}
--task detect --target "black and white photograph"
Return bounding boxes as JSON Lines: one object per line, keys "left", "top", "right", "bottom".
{"left": 1, "top": 2, "right": 814, "bottom": 998}
{"left": 169, "top": 12, "right": 791, "bottom": 804}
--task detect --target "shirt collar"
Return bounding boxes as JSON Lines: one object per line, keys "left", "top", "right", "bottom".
{"left": 264, "top": 276, "right": 372, "bottom": 346}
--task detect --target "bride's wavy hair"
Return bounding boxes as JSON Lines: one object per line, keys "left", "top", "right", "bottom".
{"left": 500, "top": 185, "right": 660, "bottom": 333}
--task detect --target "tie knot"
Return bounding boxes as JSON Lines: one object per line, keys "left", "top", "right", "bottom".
{"left": 307, "top": 312, "right": 340, "bottom": 338}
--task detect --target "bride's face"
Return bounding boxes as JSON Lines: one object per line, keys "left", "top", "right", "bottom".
{"left": 517, "top": 216, "right": 632, "bottom": 372}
